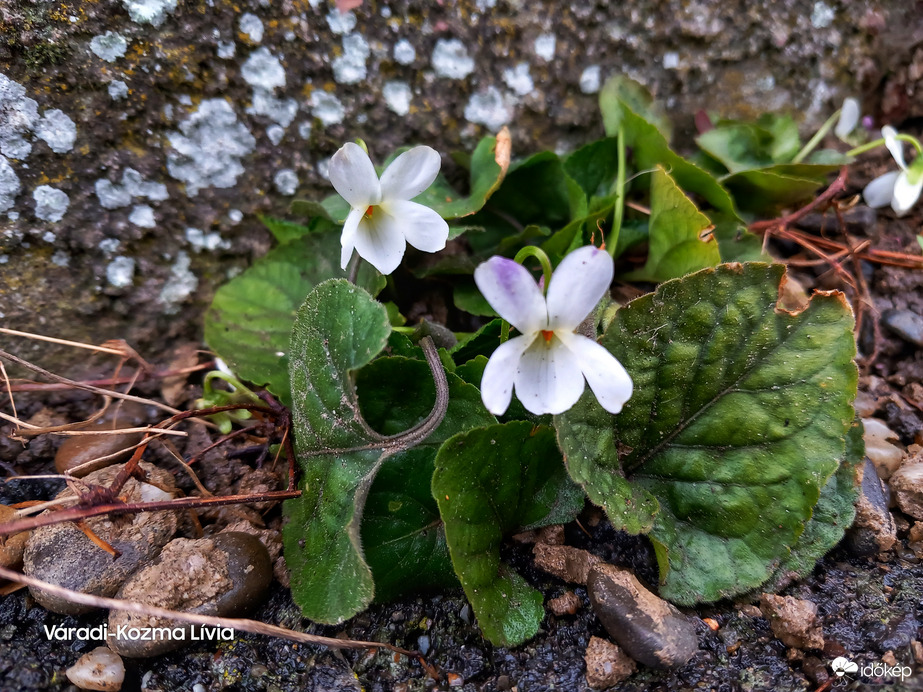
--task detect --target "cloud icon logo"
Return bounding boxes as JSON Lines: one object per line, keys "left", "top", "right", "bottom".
{"left": 831, "top": 657, "right": 859, "bottom": 677}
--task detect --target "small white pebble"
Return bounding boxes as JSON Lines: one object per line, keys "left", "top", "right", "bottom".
{"left": 107, "top": 256, "right": 136, "bottom": 288}
{"left": 811, "top": 1, "right": 835, "bottom": 28}
{"left": 129, "top": 204, "right": 156, "bottom": 228}
{"left": 316, "top": 156, "right": 331, "bottom": 180}
{"left": 33, "top": 185, "right": 70, "bottom": 222}
{"left": 51, "top": 250, "right": 69, "bottom": 267}
{"left": 274, "top": 168, "right": 298, "bottom": 195}
{"left": 662, "top": 51, "right": 680, "bottom": 69}
{"left": 108, "top": 80, "right": 129, "bottom": 100}
{"left": 98, "top": 238, "right": 120, "bottom": 254}
{"left": 228, "top": 208, "right": 243, "bottom": 224}
{"left": 89, "top": 31, "right": 128, "bottom": 62}
{"left": 533, "top": 33, "right": 556, "bottom": 61}
{"left": 579, "top": 65, "right": 601, "bottom": 94}
{"left": 241, "top": 46, "right": 286, "bottom": 90}
{"left": 185, "top": 227, "right": 230, "bottom": 252}
{"left": 65, "top": 646, "right": 125, "bottom": 691}
{"left": 332, "top": 33, "right": 370, "bottom": 85}
{"left": 239, "top": 12, "right": 264, "bottom": 43}
{"left": 35, "top": 109, "right": 77, "bottom": 154}
{"left": 393, "top": 38, "right": 416, "bottom": 65}
{"left": 326, "top": 10, "right": 356, "bottom": 35}
{"left": 309, "top": 91, "right": 346, "bottom": 127}
{"left": 502, "top": 62, "right": 534, "bottom": 96}
{"left": 122, "top": 0, "right": 177, "bottom": 27}
{"left": 383, "top": 81, "right": 412, "bottom": 116}
{"left": 267, "top": 124, "right": 285, "bottom": 145}
{"left": 431, "top": 38, "right": 474, "bottom": 79}
{"left": 217, "top": 41, "right": 236, "bottom": 59}
{"left": 42, "top": 231, "right": 56, "bottom": 242}
{"left": 297, "top": 121, "right": 313, "bottom": 139}
{"left": 464, "top": 86, "right": 513, "bottom": 130}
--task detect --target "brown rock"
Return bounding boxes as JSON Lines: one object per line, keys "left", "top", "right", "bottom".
{"left": 846, "top": 458, "right": 897, "bottom": 555}
{"left": 890, "top": 462, "right": 923, "bottom": 520}
{"left": 23, "top": 462, "right": 179, "bottom": 614}
{"left": 0, "top": 504, "right": 30, "bottom": 569}
{"left": 533, "top": 543, "right": 601, "bottom": 585}
{"left": 588, "top": 563, "right": 698, "bottom": 669}
{"left": 584, "top": 636, "right": 636, "bottom": 689}
{"left": 759, "top": 594, "right": 825, "bottom": 650}
{"left": 536, "top": 525, "right": 565, "bottom": 545}
{"left": 548, "top": 591, "right": 581, "bottom": 616}
{"left": 109, "top": 532, "right": 272, "bottom": 657}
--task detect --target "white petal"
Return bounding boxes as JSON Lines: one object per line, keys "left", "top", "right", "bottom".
{"left": 882, "top": 126, "right": 907, "bottom": 171}
{"left": 353, "top": 209, "right": 406, "bottom": 275}
{"left": 480, "top": 334, "right": 532, "bottom": 415}
{"left": 379, "top": 146, "right": 442, "bottom": 201}
{"left": 329, "top": 142, "right": 382, "bottom": 208}
{"left": 474, "top": 257, "right": 547, "bottom": 334}
{"left": 834, "top": 98, "right": 860, "bottom": 139}
{"left": 514, "top": 336, "right": 585, "bottom": 415}
{"left": 863, "top": 171, "right": 899, "bottom": 208}
{"left": 340, "top": 207, "right": 364, "bottom": 269}
{"left": 383, "top": 199, "right": 449, "bottom": 253}
{"left": 891, "top": 171, "right": 923, "bottom": 216}
{"left": 545, "top": 245, "right": 614, "bottom": 331}
{"left": 558, "top": 332, "right": 633, "bottom": 414}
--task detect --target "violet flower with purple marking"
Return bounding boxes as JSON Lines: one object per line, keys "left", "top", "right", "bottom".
{"left": 474, "top": 245, "right": 633, "bottom": 416}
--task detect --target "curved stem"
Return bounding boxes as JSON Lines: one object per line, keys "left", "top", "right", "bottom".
{"left": 513, "top": 245, "right": 553, "bottom": 293}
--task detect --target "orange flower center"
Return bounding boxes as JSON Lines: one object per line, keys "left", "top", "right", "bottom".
{"left": 541, "top": 330, "right": 554, "bottom": 343}
{"left": 364, "top": 205, "right": 375, "bottom": 218}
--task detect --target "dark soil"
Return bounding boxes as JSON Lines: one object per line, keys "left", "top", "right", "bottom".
{"left": 2, "top": 154, "right": 923, "bottom": 691}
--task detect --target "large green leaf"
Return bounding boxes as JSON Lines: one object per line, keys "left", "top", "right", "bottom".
{"left": 696, "top": 123, "right": 781, "bottom": 173}
{"left": 282, "top": 279, "right": 394, "bottom": 623}
{"left": 467, "top": 152, "right": 586, "bottom": 256}
{"left": 600, "top": 75, "right": 672, "bottom": 141}
{"left": 623, "top": 167, "right": 721, "bottom": 282}
{"left": 564, "top": 137, "right": 620, "bottom": 198}
{"left": 414, "top": 134, "right": 508, "bottom": 220}
{"left": 433, "top": 422, "right": 584, "bottom": 646}
{"left": 761, "top": 418, "right": 863, "bottom": 592}
{"left": 357, "top": 357, "right": 496, "bottom": 602}
{"left": 722, "top": 164, "right": 843, "bottom": 215}
{"left": 601, "top": 93, "right": 764, "bottom": 263}
{"left": 283, "top": 287, "right": 496, "bottom": 622}
{"left": 556, "top": 263, "right": 857, "bottom": 604}
{"left": 204, "top": 233, "right": 383, "bottom": 406}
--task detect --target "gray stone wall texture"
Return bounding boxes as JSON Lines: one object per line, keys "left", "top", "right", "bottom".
{"left": 0, "top": 0, "right": 920, "bottom": 371}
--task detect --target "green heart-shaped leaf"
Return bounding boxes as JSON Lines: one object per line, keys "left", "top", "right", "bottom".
{"left": 433, "top": 422, "right": 584, "bottom": 646}
{"left": 204, "top": 233, "right": 383, "bottom": 406}
{"left": 358, "top": 357, "right": 496, "bottom": 602}
{"left": 556, "top": 263, "right": 857, "bottom": 604}
{"left": 623, "top": 166, "right": 721, "bottom": 282}
{"left": 282, "top": 279, "right": 392, "bottom": 623}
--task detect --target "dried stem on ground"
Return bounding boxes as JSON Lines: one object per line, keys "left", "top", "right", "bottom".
{"left": 0, "top": 564, "right": 425, "bottom": 661}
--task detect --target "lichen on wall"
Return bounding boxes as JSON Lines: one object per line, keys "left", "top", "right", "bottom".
{"left": 0, "top": 0, "right": 915, "bottom": 372}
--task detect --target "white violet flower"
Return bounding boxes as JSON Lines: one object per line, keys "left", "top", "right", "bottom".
{"left": 474, "top": 245, "right": 633, "bottom": 416}
{"left": 863, "top": 126, "right": 923, "bottom": 216}
{"left": 328, "top": 142, "right": 450, "bottom": 274}
{"left": 833, "top": 97, "right": 860, "bottom": 140}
